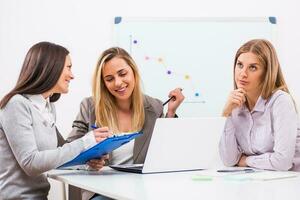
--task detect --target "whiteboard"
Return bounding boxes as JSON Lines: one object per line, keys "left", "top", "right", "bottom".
{"left": 113, "top": 17, "right": 276, "bottom": 117}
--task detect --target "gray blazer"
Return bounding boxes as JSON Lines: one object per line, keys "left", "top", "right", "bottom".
{"left": 0, "top": 94, "right": 85, "bottom": 200}
{"left": 67, "top": 95, "right": 164, "bottom": 164}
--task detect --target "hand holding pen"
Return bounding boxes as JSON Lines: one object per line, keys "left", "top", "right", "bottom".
{"left": 164, "top": 88, "right": 185, "bottom": 117}
{"left": 91, "top": 125, "right": 112, "bottom": 143}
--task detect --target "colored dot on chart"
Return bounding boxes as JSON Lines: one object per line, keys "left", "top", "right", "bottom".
{"left": 145, "top": 56, "right": 150, "bottom": 60}
{"left": 167, "top": 70, "right": 172, "bottom": 75}
{"left": 158, "top": 58, "right": 163, "bottom": 62}
{"left": 133, "top": 40, "right": 138, "bottom": 44}
{"left": 184, "top": 75, "right": 190, "bottom": 79}
{"left": 195, "top": 92, "right": 200, "bottom": 97}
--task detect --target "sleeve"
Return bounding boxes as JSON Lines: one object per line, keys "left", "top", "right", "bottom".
{"left": 56, "top": 127, "right": 66, "bottom": 147}
{"left": 51, "top": 104, "right": 67, "bottom": 147}
{"left": 146, "top": 96, "right": 164, "bottom": 118}
{"left": 246, "top": 94, "right": 298, "bottom": 170}
{"left": 56, "top": 128, "right": 95, "bottom": 150}
{"left": 67, "top": 98, "right": 92, "bottom": 142}
{"left": 155, "top": 98, "right": 164, "bottom": 118}
{"left": 1, "top": 99, "right": 85, "bottom": 177}
{"left": 219, "top": 117, "right": 242, "bottom": 166}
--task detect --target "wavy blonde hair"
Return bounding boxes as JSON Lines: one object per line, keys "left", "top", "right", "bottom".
{"left": 92, "top": 47, "right": 145, "bottom": 133}
{"left": 233, "top": 39, "right": 289, "bottom": 99}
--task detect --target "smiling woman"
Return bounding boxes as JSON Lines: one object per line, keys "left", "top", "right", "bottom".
{"left": 102, "top": 57, "right": 136, "bottom": 102}
{"left": 67, "top": 47, "right": 185, "bottom": 200}
{"left": 219, "top": 39, "right": 300, "bottom": 172}
{"left": 0, "top": 42, "right": 110, "bottom": 199}
{"left": 51, "top": 54, "right": 73, "bottom": 94}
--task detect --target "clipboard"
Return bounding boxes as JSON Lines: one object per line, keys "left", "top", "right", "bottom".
{"left": 58, "top": 131, "right": 143, "bottom": 168}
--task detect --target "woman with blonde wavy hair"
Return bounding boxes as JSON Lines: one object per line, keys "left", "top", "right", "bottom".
{"left": 219, "top": 39, "right": 300, "bottom": 171}
{"left": 67, "top": 47, "right": 184, "bottom": 200}
{"left": 92, "top": 47, "right": 146, "bottom": 133}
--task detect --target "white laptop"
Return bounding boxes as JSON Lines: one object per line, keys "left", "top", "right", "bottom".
{"left": 110, "top": 117, "right": 226, "bottom": 174}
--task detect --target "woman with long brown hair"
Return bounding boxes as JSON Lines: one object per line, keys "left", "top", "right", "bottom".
{"left": 0, "top": 42, "right": 110, "bottom": 199}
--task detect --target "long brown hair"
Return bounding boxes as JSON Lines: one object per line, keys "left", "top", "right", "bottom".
{"left": 233, "top": 39, "right": 289, "bottom": 99}
{"left": 92, "top": 47, "right": 145, "bottom": 133}
{"left": 0, "top": 42, "right": 69, "bottom": 108}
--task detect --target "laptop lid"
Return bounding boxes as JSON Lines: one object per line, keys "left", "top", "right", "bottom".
{"left": 142, "top": 117, "right": 226, "bottom": 173}
{"left": 110, "top": 117, "right": 225, "bottom": 174}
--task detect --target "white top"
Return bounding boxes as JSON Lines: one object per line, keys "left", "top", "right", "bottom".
{"left": 27, "top": 94, "right": 54, "bottom": 126}
{"left": 26, "top": 94, "right": 96, "bottom": 150}
{"left": 111, "top": 140, "right": 134, "bottom": 165}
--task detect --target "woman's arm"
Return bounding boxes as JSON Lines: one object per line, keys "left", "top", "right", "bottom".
{"left": 219, "top": 117, "right": 242, "bottom": 166}
{"left": 166, "top": 88, "right": 184, "bottom": 117}
{"left": 67, "top": 97, "right": 93, "bottom": 142}
{"left": 1, "top": 98, "right": 85, "bottom": 176}
{"left": 66, "top": 97, "right": 111, "bottom": 170}
{"left": 245, "top": 94, "right": 298, "bottom": 171}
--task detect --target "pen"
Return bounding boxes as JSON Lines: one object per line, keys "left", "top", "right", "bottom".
{"left": 217, "top": 168, "right": 255, "bottom": 173}
{"left": 91, "top": 124, "right": 116, "bottom": 138}
{"left": 91, "top": 124, "right": 98, "bottom": 129}
{"left": 163, "top": 96, "right": 175, "bottom": 106}
{"left": 162, "top": 88, "right": 183, "bottom": 106}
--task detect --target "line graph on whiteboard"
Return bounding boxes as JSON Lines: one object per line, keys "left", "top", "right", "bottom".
{"left": 128, "top": 35, "right": 206, "bottom": 104}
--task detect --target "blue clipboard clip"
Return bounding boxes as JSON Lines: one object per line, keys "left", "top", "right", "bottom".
{"left": 58, "top": 131, "right": 143, "bottom": 168}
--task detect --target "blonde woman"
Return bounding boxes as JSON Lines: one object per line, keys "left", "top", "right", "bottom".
{"left": 219, "top": 39, "right": 300, "bottom": 171}
{"left": 67, "top": 47, "right": 184, "bottom": 200}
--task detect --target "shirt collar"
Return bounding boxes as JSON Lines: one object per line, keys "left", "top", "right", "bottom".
{"left": 238, "top": 95, "right": 266, "bottom": 113}
{"left": 252, "top": 95, "right": 267, "bottom": 112}
{"left": 25, "top": 94, "right": 51, "bottom": 112}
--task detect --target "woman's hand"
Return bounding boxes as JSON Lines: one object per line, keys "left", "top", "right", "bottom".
{"left": 237, "top": 154, "right": 248, "bottom": 167}
{"left": 87, "top": 154, "right": 109, "bottom": 170}
{"left": 166, "top": 88, "right": 185, "bottom": 117}
{"left": 222, "top": 88, "right": 246, "bottom": 117}
{"left": 93, "top": 126, "right": 112, "bottom": 143}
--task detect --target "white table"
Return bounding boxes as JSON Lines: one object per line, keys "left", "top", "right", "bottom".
{"left": 48, "top": 167, "right": 300, "bottom": 200}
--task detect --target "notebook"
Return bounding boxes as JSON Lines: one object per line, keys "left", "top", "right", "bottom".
{"left": 110, "top": 117, "right": 226, "bottom": 173}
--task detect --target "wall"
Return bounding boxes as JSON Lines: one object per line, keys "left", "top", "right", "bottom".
{"left": 0, "top": 0, "right": 299, "bottom": 199}
{"left": 1, "top": 0, "right": 300, "bottom": 136}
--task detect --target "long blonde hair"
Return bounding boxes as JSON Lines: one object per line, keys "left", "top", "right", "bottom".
{"left": 92, "top": 47, "right": 145, "bottom": 133}
{"left": 233, "top": 39, "right": 289, "bottom": 99}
